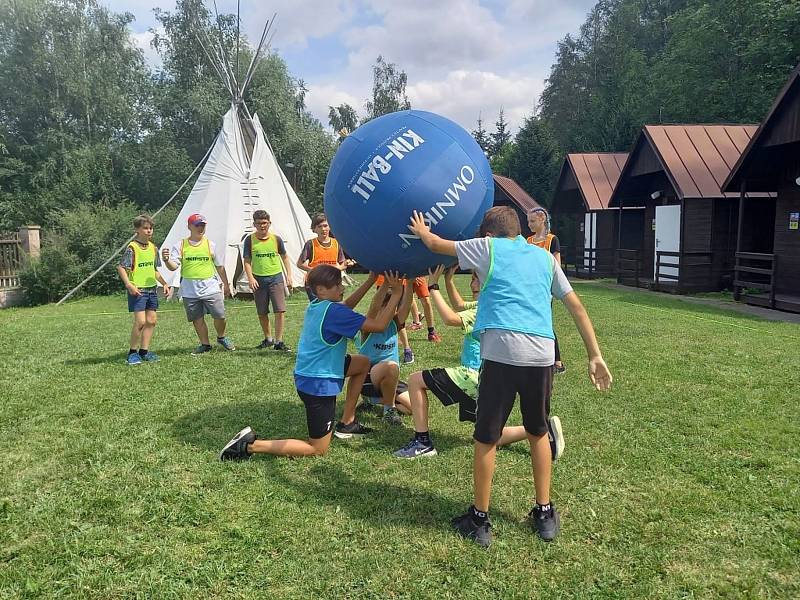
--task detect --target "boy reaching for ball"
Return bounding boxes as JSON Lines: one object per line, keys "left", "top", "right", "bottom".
{"left": 408, "top": 206, "right": 612, "bottom": 547}
{"left": 219, "top": 266, "right": 404, "bottom": 460}
{"left": 393, "top": 265, "right": 564, "bottom": 461}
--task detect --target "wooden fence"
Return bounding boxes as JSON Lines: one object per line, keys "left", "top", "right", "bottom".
{"left": 0, "top": 232, "right": 23, "bottom": 289}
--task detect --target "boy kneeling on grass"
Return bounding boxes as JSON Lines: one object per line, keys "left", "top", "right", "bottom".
{"left": 220, "top": 266, "right": 404, "bottom": 460}
{"left": 393, "top": 264, "right": 564, "bottom": 461}
{"left": 408, "top": 206, "right": 612, "bottom": 547}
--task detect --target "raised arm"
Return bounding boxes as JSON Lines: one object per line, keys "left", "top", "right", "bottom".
{"left": 395, "top": 278, "right": 414, "bottom": 324}
{"left": 443, "top": 265, "right": 466, "bottom": 311}
{"left": 427, "top": 265, "right": 462, "bottom": 327}
{"left": 408, "top": 211, "right": 457, "bottom": 256}
{"left": 560, "top": 291, "right": 612, "bottom": 391}
{"left": 361, "top": 273, "right": 403, "bottom": 333}
{"left": 365, "top": 278, "right": 391, "bottom": 318}
{"left": 343, "top": 272, "right": 378, "bottom": 309}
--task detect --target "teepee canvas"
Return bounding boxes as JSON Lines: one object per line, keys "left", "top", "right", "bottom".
{"left": 158, "top": 106, "right": 311, "bottom": 291}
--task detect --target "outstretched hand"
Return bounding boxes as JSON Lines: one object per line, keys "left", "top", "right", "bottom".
{"left": 588, "top": 356, "right": 613, "bottom": 391}
{"left": 383, "top": 270, "right": 403, "bottom": 290}
{"left": 408, "top": 211, "right": 430, "bottom": 237}
{"left": 428, "top": 265, "right": 446, "bottom": 285}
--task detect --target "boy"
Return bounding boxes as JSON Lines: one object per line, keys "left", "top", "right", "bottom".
{"left": 161, "top": 213, "right": 236, "bottom": 354}
{"left": 242, "top": 210, "right": 294, "bottom": 351}
{"left": 116, "top": 215, "right": 170, "bottom": 365}
{"left": 297, "top": 213, "right": 353, "bottom": 300}
{"left": 377, "top": 275, "right": 441, "bottom": 344}
{"left": 219, "top": 267, "right": 403, "bottom": 460}
{"left": 394, "top": 265, "right": 564, "bottom": 461}
{"left": 354, "top": 276, "right": 414, "bottom": 425}
{"left": 408, "top": 207, "right": 612, "bottom": 547}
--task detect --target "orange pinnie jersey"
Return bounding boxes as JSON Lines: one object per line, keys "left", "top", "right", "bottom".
{"left": 309, "top": 238, "right": 341, "bottom": 268}
{"left": 527, "top": 233, "right": 555, "bottom": 253}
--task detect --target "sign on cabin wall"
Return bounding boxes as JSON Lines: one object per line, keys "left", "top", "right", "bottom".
{"left": 652, "top": 218, "right": 656, "bottom": 231}
{"left": 790, "top": 212, "right": 799, "bottom": 230}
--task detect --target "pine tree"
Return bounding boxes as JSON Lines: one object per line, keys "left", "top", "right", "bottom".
{"left": 506, "top": 115, "right": 561, "bottom": 208}
{"left": 471, "top": 113, "right": 491, "bottom": 156}
{"left": 490, "top": 107, "right": 512, "bottom": 157}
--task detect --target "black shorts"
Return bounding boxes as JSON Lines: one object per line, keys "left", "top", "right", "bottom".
{"left": 422, "top": 368, "right": 477, "bottom": 423}
{"left": 296, "top": 355, "right": 352, "bottom": 439}
{"left": 473, "top": 359, "right": 552, "bottom": 444}
{"left": 361, "top": 375, "right": 408, "bottom": 398}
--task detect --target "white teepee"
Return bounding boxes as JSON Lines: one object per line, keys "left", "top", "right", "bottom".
{"left": 158, "top": 15, "right": 312, "bottom": 292}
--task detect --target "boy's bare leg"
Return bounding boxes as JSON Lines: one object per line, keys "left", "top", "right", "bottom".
{"left": 372, "top": 361, "right": 400, "bottom": 407}
{"left": 140, "top": 310, "right": 157, "bottom": 349}
{"left": 275, "top": 311, "right": 285, "bottom": 342}
{"left": 407, "top": 371, "right": 430, "bottom": 432}
{"left": 340, "top": 354, "right": 370, "bottom": 425}
{"left": 129, "top": 311, "right": 146, "bottom": 349}
{"left": 411, "top": 298, "right": 421, "bottom": 323}
{"left": 473, "top": 440, "right": 497, "bottom": 512}
{"left": 528, "top": 432, "right": 552, "bottom": 505}
{"left": 498, "top": 425, "right": 526, "bottom": 446}
{"left": 248, "top": 431, "right": 332, "bottom": 457}
{"left": 213, "top": 318, "right": 226, "bottom": 338}
{"left": 394, "top": 391, "right": 412, "bottom": 414}
{"left": 420, "top": 296, "right": 436, "bottom": 328}
{"left": 398, "top": 327, "right": 411, "bottom": 352}
{"left": 258, "top": 314, "right": 272, "bottom": 338}
{"left": 192, "top": 318, "right": 210, "bottom": 345}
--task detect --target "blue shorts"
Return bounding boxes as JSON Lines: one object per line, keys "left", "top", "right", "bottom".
{"left": 128, "top": 288, "right": 159, "bottom": 313}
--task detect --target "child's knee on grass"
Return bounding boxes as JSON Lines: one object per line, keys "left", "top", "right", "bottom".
{"left": 309, "top": 433, "right": 332, "bottom": 456}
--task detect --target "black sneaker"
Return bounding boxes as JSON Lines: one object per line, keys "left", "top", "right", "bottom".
{"left": 356, "top": 398, "right": 378, "bottom": 414}
{"left": 548, "top": 415, "right": 565, "bottom": 462}
{"left": 273, "top": 341, "right": 291, "bottom": 352}
{"left": 219, "top": 426, "right": 256, "bottom": 461}
{"left": 528, "top": 504, "right": 560, "bottom": 541}
{"left": 450, "top": 510, "right": 492, "bottom": 548}
{"left": 256, "top": 339, "right": 274, "bottom": 349}
{"left": 333, "top": 420, "right": 373, "bottom": 439}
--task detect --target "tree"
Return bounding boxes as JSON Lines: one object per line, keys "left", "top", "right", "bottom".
{"left": 506, "top": 115, "right": 561, "bottom": 208}
{"left": 490, "top": 108, "right": 512, "bottom": 157}
{"left": 471, "top": 114, "right": 491, "bottom": 156}
{"left": 328, "top": 103, "right": 359, "bottom": 134}
{"left": 363, "top": 55, "right": 411, "bottom": 122}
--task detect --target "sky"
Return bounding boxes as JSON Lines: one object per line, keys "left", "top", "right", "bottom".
{"left": 108, "top": 0, "right": 597, "bottom": 134}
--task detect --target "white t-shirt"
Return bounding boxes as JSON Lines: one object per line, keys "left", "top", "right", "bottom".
{"left": 170, "top": 238, "right": 224, "bottom": 298}
{"left": 455, "top": 237, "right": 574, "bottom": 367}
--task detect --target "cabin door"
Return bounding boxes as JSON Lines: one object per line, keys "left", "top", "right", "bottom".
{"left": 654, "top": 204, "right": 681, "bottom": 282}
{"left": 583, "top": 212, "right": 596, "bottom": 269}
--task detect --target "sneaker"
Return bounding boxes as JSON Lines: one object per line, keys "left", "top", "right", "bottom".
{"left": 383, "top": 406, "right": 403, "bottom": 426}
{"left": 333, "top": 420, "right": 373, "bottom": 439}
{"left": 451, "top": 510, "right": 492, "bottom": 548}
{"left": 528, "top": 504, "right": 560, "bottom": 541}
{"left": 554, "top": 362, "right": 566, "bottom": 374}
{"left": 126, "top": 353, "right": 143, "bottom": 366}
{"left": 256, "top": 339, "right": 274, "bottom": 349}
{"left": 427, "top": 331, "right": 442, "bottom": 343}
{"left": 402, "top": 349, "right": 415, "bottom": 364}
{"left": 273, "top": 341, "right": 290, "bottom": 352}
{"left": 217, "top": 336, "right": 236, "bottom": 351}
{"left": 394, "top": 438, "right": 438, "bottom": 459}
{"left": 192, "top": 344, "right": 212, "bottom": 355}
{"left": 409, "top": 321, "right": 422, "bottom": 331}
{"left": 140, "top": 351, "right": 159, "bottom": 362}
{"left": 548, "top": 415, "right": 565, "bottom": 462}
{"left": 219, "top": 426, "right": 256, "bottom": 461}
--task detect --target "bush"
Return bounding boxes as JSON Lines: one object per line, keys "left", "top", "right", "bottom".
{"left": 20, "top": 201, "right": 179, "bottom": 305}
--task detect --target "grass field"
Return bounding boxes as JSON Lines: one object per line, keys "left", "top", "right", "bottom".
{"left": 1, "top": 278, "right": 798, "bottom": 598}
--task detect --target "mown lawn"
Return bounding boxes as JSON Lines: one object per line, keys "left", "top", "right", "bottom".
{"left": 1, "top": 278, "right": 798, "bottom": 598}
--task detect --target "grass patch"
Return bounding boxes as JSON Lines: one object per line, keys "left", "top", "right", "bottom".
{"left": 1, "top": 278, "right": 798, "bottom": 598}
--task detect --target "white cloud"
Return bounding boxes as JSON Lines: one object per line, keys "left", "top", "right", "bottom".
{"left": 130, "top": 28, "right": 162, "bottom": 68}
{"left": 305, "top": 84, "right": 364, "bottom": 130}
{"left": 407, "top": 70, "right": 541, "bottom": 132}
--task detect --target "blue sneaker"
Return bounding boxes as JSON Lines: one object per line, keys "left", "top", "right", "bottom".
{"left": 126, "top": 353, "right": 143, "bottom": 366}
{"left": 217, "top": 336, "right": 236, "bottom": 351}
{"left": 141, "top": 351, "right": 159, "bottom": 362}
{"left": 394, "top": 438, "right": 438, "bottom": 459}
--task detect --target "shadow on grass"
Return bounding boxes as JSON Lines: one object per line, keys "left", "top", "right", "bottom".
{"left": 262, "top": 462, "right": 517, "bottom": 533}
{"left": 64, "top": 346, "right": 298, "bottom": 366}
{"left": 172, "top": 400, "right": 472, "bottom": 456}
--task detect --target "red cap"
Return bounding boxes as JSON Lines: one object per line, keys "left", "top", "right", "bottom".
{"left": 187, "top": 213, "right": 207, "bottom": 226}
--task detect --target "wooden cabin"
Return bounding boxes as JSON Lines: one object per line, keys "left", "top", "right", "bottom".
{"left": 551, "top": 153, "right": 629, "bottom": 278}
{"left": 608, "top": 124, "right": 770, "bottom": 292}
{"left": 492, "top": 174, "right": 541, "bottom": 238}
{"left": 724, "top": 64, "right": 800, "bottom": 313}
